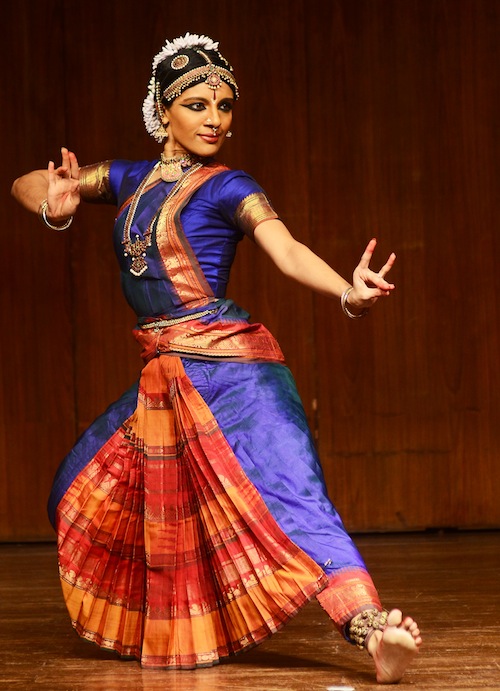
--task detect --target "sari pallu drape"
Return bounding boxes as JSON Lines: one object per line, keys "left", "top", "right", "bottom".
{"left": 55, "top": 318, "right": 329, "bottom": 669}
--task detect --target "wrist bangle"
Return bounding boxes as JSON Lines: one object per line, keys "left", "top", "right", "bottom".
{"left": 38, "top": 199, "right": 74, "bottom": 231}
{"left": 341, "top": 287, "right": 369, "bottom": 319}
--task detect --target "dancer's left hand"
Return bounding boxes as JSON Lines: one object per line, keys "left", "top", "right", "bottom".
{"left": 348, "top": 238, "right": 396, "bottom": 309}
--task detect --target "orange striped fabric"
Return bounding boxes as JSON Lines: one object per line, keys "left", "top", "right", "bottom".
{"left": 56, "top": 354, "right": 328, "bottom": 668}
{"left": 155, "top": 163, "right": 228, "bottom": 310}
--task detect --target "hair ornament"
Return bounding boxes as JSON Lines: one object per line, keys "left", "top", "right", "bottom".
{"left": 151, "top": 33, "right": 219, "bottom": 72}
{"left": 171, "top": 55, "right": 189, "bottom": 70}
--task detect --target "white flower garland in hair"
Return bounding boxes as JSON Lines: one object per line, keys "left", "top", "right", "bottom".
{"left": 152, "top": 33, "right": 218, "bottom": 72}
{"left": 143, "top": 33, "right": 219, "bottom": 142}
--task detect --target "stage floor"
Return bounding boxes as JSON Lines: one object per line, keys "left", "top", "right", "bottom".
{"left": 1, "top": 531, "right": 498, "bottom": 690}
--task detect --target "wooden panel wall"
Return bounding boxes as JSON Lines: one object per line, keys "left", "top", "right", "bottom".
{"left": 2, "top": 0, "right": 499, "bottom": 540}
{"left": 306, "top": 0, "right": 500, "bottom": 530}
{"left": 2, "top": 1, "right": 76, "bottom": 540}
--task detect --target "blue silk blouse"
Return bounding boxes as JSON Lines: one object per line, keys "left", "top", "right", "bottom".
{"left": 108, "top": 159, "right": 268, "bottom": 319}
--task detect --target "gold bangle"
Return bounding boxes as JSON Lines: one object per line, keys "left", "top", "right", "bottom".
{"left": 38, "top": 199, "right": 73, "bottom": 231}
{"left": 341, "top": 287, "right": 369, "bottom": 319}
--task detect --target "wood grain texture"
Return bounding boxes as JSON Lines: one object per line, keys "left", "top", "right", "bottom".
{"left": 0, "top": 532, "right": 498, "bottom": 689}
{"left": 3, "top": 0, "right": 500, "bottom": 539}
{"left": 306, "top": 0, "right": 500, "bottom": 530}
{"left": 1, "top": 0, "right": 77, "bottom": 539}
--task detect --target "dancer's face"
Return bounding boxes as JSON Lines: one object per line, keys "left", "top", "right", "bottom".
{"left": 162, "top": 82, "right": 234, "bottom": 158}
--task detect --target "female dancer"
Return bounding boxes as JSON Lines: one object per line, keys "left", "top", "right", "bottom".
{"left": 12, "top": 33, "right": 421, "bottom": 683}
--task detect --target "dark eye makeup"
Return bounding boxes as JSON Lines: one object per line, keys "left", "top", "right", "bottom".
{"left": 181, "top": 99, "right": 234, "bottom": 112}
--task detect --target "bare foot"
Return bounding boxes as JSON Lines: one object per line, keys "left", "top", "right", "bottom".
{"left": 367, "top": 609, "right": 422, "bottom": 684}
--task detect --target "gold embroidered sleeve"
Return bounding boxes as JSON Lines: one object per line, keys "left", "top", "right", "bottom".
{"left": 78, "top": 161, "right": 114, "bottom": 203}
{"left": 233, "top": 192, "right": 279, "bottom": 239}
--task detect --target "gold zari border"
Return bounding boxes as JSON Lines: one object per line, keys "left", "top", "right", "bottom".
{"left": 79, "top": 161, "right": 113, "bottom": 203}
{"left": 234, "top": 192, "right": 279, "bottom": 238}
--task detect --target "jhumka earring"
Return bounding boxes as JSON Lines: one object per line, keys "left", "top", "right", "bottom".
{"left": 156, "top": 124, "right": 169, "bottom": 140}
{"left": 226, "top": 130, "right": 233, "bottom": 138}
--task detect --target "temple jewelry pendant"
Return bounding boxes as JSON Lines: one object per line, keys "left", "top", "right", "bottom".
{"left": 129, "top": 255, "right": 148, "bottom": 277}
{"left": 124, "top": 236, "right": 150, "bottom": 276}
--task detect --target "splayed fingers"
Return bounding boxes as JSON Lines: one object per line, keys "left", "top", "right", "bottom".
{"left": 377, "top": 251, "right": 396, "bottom": 281}
{"left": 46, "top": 148, "right": 81, "bottom": 218}
{"left": 356, "top": 239, "right": 396, "bottom": 291}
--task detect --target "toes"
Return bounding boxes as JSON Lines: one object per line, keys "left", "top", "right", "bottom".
{"left": 404, "top": 618, "right": 422, "bottom": 640}
{"left": 386, "top": 610, "right": 422, "bottom": 643}
{"left": 386, "top": 608, "right": 403, "bottom": 626}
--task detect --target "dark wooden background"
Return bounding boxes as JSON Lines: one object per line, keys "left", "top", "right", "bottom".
{"left": 2, "top": 0, "right": 499, "bottom": 540}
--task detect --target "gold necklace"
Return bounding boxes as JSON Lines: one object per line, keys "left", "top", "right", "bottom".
{"left": 122, "top": 161, "right": 203, "bottom": 276}
{"left": 160, "top": 152, "right": 202, "bottom": 182}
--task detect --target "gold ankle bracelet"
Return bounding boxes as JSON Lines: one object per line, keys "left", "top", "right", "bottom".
{"left": 348, "top": 608, "right": 389, "bottom": 650}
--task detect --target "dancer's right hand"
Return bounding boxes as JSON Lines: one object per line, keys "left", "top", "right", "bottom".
{"left": 46, "top": 147, "right": 81, "bottom": 220}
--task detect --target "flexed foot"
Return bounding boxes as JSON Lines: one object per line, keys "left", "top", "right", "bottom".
{"left": 367, "top": 609, "right": 422, "bottom": 684}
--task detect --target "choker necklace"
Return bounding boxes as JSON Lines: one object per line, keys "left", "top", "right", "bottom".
{"left": 122, "top": 161, "right": 203, "bottom": 276}
{"left": 160, "top": 152, "right": 202, "bottom": 182}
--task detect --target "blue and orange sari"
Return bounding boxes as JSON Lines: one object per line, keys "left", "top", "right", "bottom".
{"left": 49, "top": 160, "right": 381, "bottom": 668}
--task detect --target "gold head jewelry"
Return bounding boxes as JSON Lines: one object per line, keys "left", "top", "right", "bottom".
{"left": 162, "top": 58, "right": 238, "bottom": 103}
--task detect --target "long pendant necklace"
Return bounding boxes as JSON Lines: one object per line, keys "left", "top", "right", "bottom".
{"left": 122, "top": 160, "right": 203, "bottom": 276}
